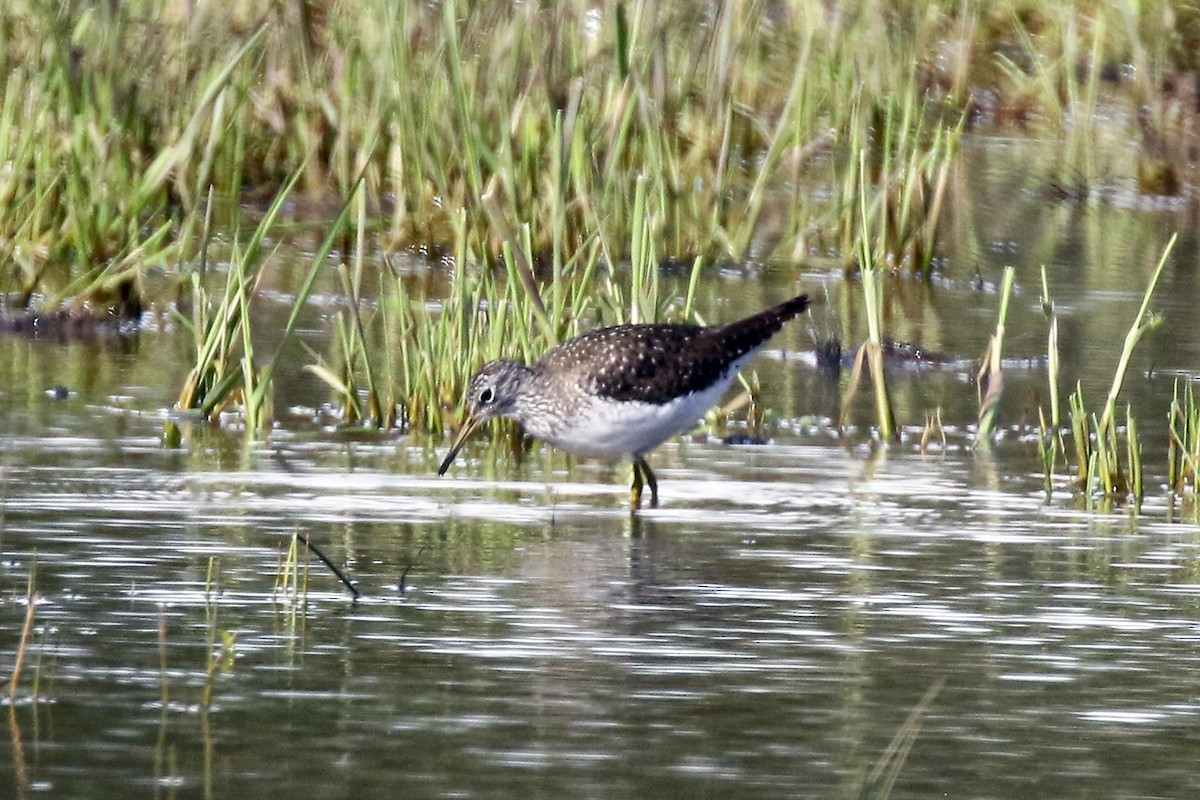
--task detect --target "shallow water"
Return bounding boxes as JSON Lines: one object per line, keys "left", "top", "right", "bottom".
{"left": 4, "top": 137, "right": 1200, "bottom": 799}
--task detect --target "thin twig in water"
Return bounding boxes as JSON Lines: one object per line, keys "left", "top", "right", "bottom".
{"left": 295, "top": 532, "right": 361, "bottom": 601}
{"left": 399, "top": 544, "right": 426, "bottom": 594}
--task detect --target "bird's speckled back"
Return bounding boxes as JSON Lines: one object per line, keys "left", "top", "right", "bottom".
{"left": 530, "top": 293, "right": 810, "bottom": 405}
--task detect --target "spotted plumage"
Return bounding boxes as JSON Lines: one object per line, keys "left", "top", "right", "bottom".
{"left": 438, "top": 293, "right": 810, "bottom": 509}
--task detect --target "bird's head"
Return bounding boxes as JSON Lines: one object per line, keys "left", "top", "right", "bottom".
{"left": 437, "top": 359, "right": 529, "bottom": 475}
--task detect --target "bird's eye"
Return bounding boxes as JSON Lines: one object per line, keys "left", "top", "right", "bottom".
{"left": 478, "top": 387, "right": 494, "bottom": 404}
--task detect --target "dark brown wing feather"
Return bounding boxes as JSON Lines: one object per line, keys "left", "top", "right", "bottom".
{"left": 533, "top": 294, "right": 810, "bottom": 405}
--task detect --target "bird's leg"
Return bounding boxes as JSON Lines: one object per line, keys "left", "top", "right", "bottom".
{"left": 630, "top": 460, "right": 645, "bottom": 510}
{"left": 644, "top": 460, "right": 659, "bottom": 508}
{"left": 635, "top": 456, "right": 658, "bottom": 508}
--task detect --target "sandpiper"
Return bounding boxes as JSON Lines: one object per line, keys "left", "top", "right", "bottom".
{"left": 438, "top": 293, "right": 810, "bottom": 509}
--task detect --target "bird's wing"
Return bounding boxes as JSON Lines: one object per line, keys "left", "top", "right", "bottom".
{"left": 535, "top": 324, "right": 737, "bottom": 404}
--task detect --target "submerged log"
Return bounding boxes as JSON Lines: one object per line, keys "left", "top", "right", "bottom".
{"left": 0, "top": 306, "right": 140, "bottom": 341}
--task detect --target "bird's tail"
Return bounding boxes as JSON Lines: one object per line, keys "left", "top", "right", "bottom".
{"left": 714, "top": 293, "right": 811, "bottom": 356}
{"left": 769, "top": 293, "right": 811, "bottom": 323}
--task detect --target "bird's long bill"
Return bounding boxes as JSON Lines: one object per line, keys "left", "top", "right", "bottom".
{"left": 437, "top": 415, "right": 483, "bottom": 476}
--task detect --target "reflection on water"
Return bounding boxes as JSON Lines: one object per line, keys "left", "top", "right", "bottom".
{"left": 3, "top": 137, "right": 1200, "bottom": 798}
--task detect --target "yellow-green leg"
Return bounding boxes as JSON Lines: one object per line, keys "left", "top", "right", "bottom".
{"left": 630, "top": 457, "right": 659, "bottom": 510}
{"left": 630, "top": 461, "right": 644, "bottom": 510}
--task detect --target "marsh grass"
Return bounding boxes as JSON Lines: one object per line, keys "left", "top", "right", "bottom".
{"left": 1037, "top": 267, "right": 1065, "bottom": 497}
{"left": 201, "top": 557, "right": 235, "bottom": 712}
{"left": 838, "top": 95, "right": 962, "bottom": 277}
{"left": 839, "top": 238, "right": 896, "bottom": 442}
{"left": 920, "top": 410, "right": 947, "bottom": 455}
{"left": 305, "top": 259, "right": 393, "bottom": 428}
{"left": 274, "top": 532, "right": 311, "bottom": 633}
{"left": 274, "top": 531, "right": 308, "bottom": 601}
{"left": 172, "top": 175, "right": 299, "bottom": 424}
{"left": 831, "top": 80, "right": 967, "bottom": 442}
{"left": 6, "top": 1, "right": 1196, "bottom": 314}
{"left": 1065, "top": 234, "right": 1173, "bottom": 506}
{"left": 170, "top": 168, "right": 363, "bottom": 437}
{"left": 1169, "top": 380, "right": 1200, "bottom": 504}
{"left": 0, "top": 3, "right": 264, "bottom": 309}
{"left": 976, "top": 266, "right": 1016, "bottom": 447}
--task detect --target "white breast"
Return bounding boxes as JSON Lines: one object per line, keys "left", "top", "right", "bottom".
{"left": 532, "top": 362, "right": 747, "bottom": 460}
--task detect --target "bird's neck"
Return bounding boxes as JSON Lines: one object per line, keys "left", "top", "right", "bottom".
{"left": 510, "top": 368, "right": 567, "bottom": 440}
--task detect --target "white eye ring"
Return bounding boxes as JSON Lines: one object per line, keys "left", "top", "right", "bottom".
{"left": 479, "top": 387, "right": 494, "bottom": 404}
